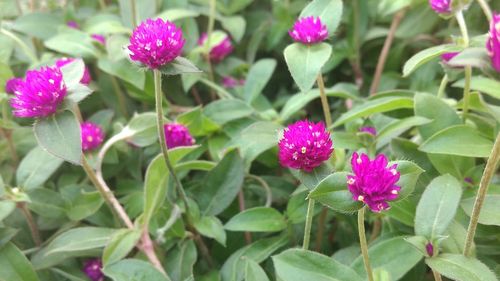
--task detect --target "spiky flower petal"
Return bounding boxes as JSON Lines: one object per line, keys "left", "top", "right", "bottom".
{"left": 164, "top": 123, "right": 195, "bottom": 149}
{"left": 289, "top": 16, "right": 328, "bottom": 44}
{"left": 5, "top": 77, "right": 23, "bottom": 95}
{"left": 429, "top": 0, "right": 452, "bottom": 14}
{"left": 487, "top": 13, "right": 500, "bottom": 72}
{"left": 81, "top": 122, "right": 105, "bottom": 152}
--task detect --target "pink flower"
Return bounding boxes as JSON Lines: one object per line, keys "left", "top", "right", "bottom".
{"left": 91, "top": 34, "right": 106, "bottom": 45}
{"left": 5, "top": 77, "right": 23, "bottom": 95}
{"left": 198, "top": 33, "right": 233, "bottom": 63}
{"left": 54, "top": 58, "right": 91, "bottom": 85}
{"left": 429, "top": 0, "right": 452, "bottom": 14}
{"left": 67, "top": 20, "right": 80, "bottom": 29}
{"left": 278, "top": 120, "right": 333, "bottom": 172}
{"left": 487, "top": 13, "right": 500, "bottom": 72}
{"left": 128, "top": 18, "right": 185, "bottom": 69}
{"left": 164, "top": 123, "right": 195, "bottom": 149}
{"left": 289, "top": 16, "right": 328, "bottom": 44}
{"left": 222, "top": 76, "right": 245, "bottom": 88}
{"left": 359, "top": 126, "right": 376, "bottom": 136}
{"left": 82, "top": 258, "right": 103, "bottom": 281}
{"left": 10, "top": 67, "right": 66, "bottom": 118}
{"left": 426, "top": 242, "right": 434, "bottom": 257}
{"left": 81, "top": 122, "right": 105, "bottom": 152}
{"left": 441, "top": 52, "right": 459, "bottom": 63}
{"left": 347, "top": 152, "right": 401, "bottom": 212}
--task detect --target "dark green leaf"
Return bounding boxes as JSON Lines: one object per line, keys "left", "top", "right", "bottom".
{"left": 0, "top": 242, "right": 41, "bottom": 281}
{"left": 16, "top": 146, "right": 63, "bottom": 190}
{"left": 193, "top": 216, "right": 226, "bottom": 246}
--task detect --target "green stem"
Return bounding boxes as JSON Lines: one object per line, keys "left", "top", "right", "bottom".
{"left": 437, "top": 74, "right": 448, "bottom": 99}
{"left": 129, "top": 0, "right": 137, "bottom": 28}
{"left": 358, "top": 207, "right": 374, "bottom": 281}
{"left": 316, "top": 74, "right": 332, "bottom": 128}
{"left": 302, "top": 199, "right": 315, "bottom": 250}
{"left": 0, "top": 28, "right": 38, "bottom": 63}
{"left": 205, "top": 0, "right": 217, "bottom": 99}
{"left": 110, "top": 75, "right": 129, "bottom": 118}
{"left": 18, "top": 202, "right": 41, "bottom": 246}
{"left": 476, "top": 0, "right": 492, "bottom": 21}
{"left": 455, "top": 11, "right": 471, "bottom": 123}
{"left": 432, "top": 269, "right": 443, "bottom": 281}
{"left": 463, "top": 132, "right": 500, "bottom": 256}
{"left": 456, "top": 11, "right": 469, "bottom": 47}
{"left": 153, "top": 70, "right": 191, "bottom": 221}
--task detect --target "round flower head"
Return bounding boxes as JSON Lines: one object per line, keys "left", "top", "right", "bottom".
{"left": 128, "top": 18, "right": 185, "bottom": 69}
{"left": 278, "top": 120, "right": 333, "bottom": 172}
{"left": 5, "top": 77, "right": 23, "bottom": 95}
{"left": 10, "top": 67, "right": 66, "bottom": 118}
{"left": 164, "top": 123, "right": 195, "bottom": 149}
{"left": 54, "top": 57, "right": 91, "bottom": 85}
{"left": 487, "top": 13, "right": 500, "bottom": 72}
{"left": 91, "top": 34, "right": 106, "bottom": 45}
{"left": 81, "top": 122, "right": 105, "bottom": 152}
{"left": 426, "top": 243, "right": 434, "bottom": 257}
{"left": 67, "top": 20, "right": 80, "bottom": 29}
{"left": 359, "top": 126, "right": 376, "bottom": 136}
{"left": 289, "top": 16, "right": 328, "bottom": 44}
{"left": 82, "top": 258, "right": 103, "bottom": 281}
{"left": 222, "top": 76, "right": 245, "bottom": 88}
{"left": 429, "top": 0, "right": 452, "bottom": 14}
{"left": 347, "top": 152, "right": 401, "bottom": 212}
{"left": 198, "top": 33, "right": 233, "bottom": 63}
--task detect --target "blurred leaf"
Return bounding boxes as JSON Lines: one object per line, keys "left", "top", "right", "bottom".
{"left": 0, "top": 227, "right": 19, "bottom": 248}
{"left": 0, "top": 201, "right": 16, "bottom": 222}
{"left": 244, "top": 259, "right": 269, "bottom": 281}
{"left": 286, "top": 191, "right": 309, "bottom": 224}
{"left": 193, "top": 216, "right": 226, "bottom": 246}
{"left": 103, "top": 229, "right": 142, "bottom": 265}
{"left": 16, "top": 146, "right": 63, "bottom": 190}
{"left": 220, "top": 16, "right": 246, "bottom": 42}
{"left": 28, "top": 188, "right": 66, "bottom": 218}
{"left": 177, "top": 107, "right": 220, "bottom": 137}
{"left": 59, "top": 58, "right": 85, "bottom": 90}
{"left": 104, "top": 259, "right": 172, "bottom": 281}
{"left": 300, "top": 0, "right": 343, "bottom": 35}
{"left": 290, "top": 163, "right": 331, "bottom": 190}
{"left": 376, "top": 116, "right": 431, "bottom": 148}
{"left": 66, "top": 191, "right": 104, "bottom": 221}
{"left": 448, "top": 48, "right": 490, "bottom": 69}
{"left": 453, "top": 76, "right": 500, "bottom": 100}
{"left": 225, "top": 207, "right": 287, "bottom": 232}
{"left": 165, "top": 240, "right": 197, "bottom": 281}
{"left": 415, "top": 175, "right": 462, "bottom": 239}
{"left": 157, "top": 9, "right": 200, "bottom": 21}
{"left": 98, "top": 58, "right": 145, "bottom": 90}
{"left": 403, "top": 44, "right": 460, "bottom": 77}
{"left": 204, "top": 99, "right": 254, "bottom": 125}
{"left": 160, "top": 57, "right": 202, "bottom": 76}
{"left": 391, "top": 160, "right": 424, "bottom": 200}
{"left": 217, "top": 0, "right": 254, "bottom": 15}
{"left": 83, "top": 14, "right": 131, "bottom": 34}
{"left": 309, "top": 172, "right": 363, "bottom": 213}
{"left": 118, "top": 0, "right": 157, "bottom": 29}
{"left": 12, "top": 12, "right": 63, "bottom": 40}
{"left": 426, "top": 254, "right": 498, "bottom": 281}
{"left": 0, "top": 242, "right": 41, "bottom": 281}
{"left": 243, "top": 58, "right": 276, "bottom": 102}
{"left": 45, "top": 29, "right": 98, "bottom": 58}
{"left": 462, "top": 195, "right": 500, "bottom": 226}
{"left": 414, "top": 93, "right": 461, "bottom": 140}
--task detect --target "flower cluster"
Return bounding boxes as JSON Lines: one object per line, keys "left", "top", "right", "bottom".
{"left": 128, "top": 18, "right": 185, "bottom": 69}
{"left": 487, "top": 13, "right": 500, "bottom": 72}
{"left": 164, "top": 123, "right": 195, "bottom": 149}
{"left": 347, "top": 152, "right": 401, "bottom": 212}
{"left": 428, "top": 0, "right": 452, "bottom": 14}
{"left": 81, "top": 122, "right": 105, "bottom": 152}
{"left": 5, "top": 77, "right": 22, "bottom": 95}
{"left": 222, "top": 76, "right": 245, "bottom": 88}
{"left": 198, "top": 33, "right": 233, "bottom": 63}
{"left": 278, "top": 120, "right": 333, "bottom": 172}
{"left": 55, "top": 57, "right": 92, "bottom": 85}
{"left": 82, "top": 258, "right": 103, "bottom": 281}
{"left": 289, "top": 16, "right": 328, "bottom": 44}
{"left": 10, "top": 67, "right": 67, "bottom": 118}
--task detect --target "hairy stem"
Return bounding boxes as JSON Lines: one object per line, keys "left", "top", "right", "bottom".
{"left": 432, "top": 269, "right": 443, "bottom": 281}
{"left": 0, "top": 128, "right": 18, "bottom": 166}
{"left": 358, "top": 207, "right": 374, "bottom": 281}
{"left": 456, "top": 11, "right": 471, "bottom": 123}
{"left": 437, "top": 74, "right": 449, "bottom": 99}
{"left": 463, "top": 132, "right": 500, "bottom": 256}
{"left": 316, "top": 74, "right": 332, "bottom": 127}
{"left": 476, "top": 0, "right": 492, "bottom": 21}
{"left": 205, "top": 0, "right": 217, "bottom": 99}
{"left": 238, "top": 190, "right": 252, "bottom": 244}
{"left": 302, "top": 199, "right": 315, "bottom": 250}
{"left": 18, "top": 203, "right": 41, "bottom": 246}
{"left": 370, "top": 9, "right": 406, "bottom": 95}
{"left": 246, "top": 174, "right": 272, "bottom": 207}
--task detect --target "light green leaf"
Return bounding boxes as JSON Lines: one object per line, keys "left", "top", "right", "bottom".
{"left": 45, "top": 30, "right": 98, "bottom": 58}
{"left": 0, "top": 201, "right": 16, "bottom": 222}
{"left": 300, "top": 0, "right": 343, "bottom": 34}
{"left": 12, "top": 12, "right": 63, "bottom": 40}
{"left": 16, "top": 146, "right": 63, "bottom": 190}
{"left": 66, "top": 191, "right": 104, "bottom": 221}
{"left": 403, "top": 44, "right": 461, "bottom": 77}
{"left": 461, "top": 195, "right": 500, "bottom": 226}
{"left": 83, "top": 14, "right": 131, "bottom": 34}
{"left": 204, "top": 99, "right": 254, "bottom": 125}
{"left": 103, "top": 229, "right": 142, "bottom": 265}
{"left": 245, "top": 259, "right": 269, "bottom": 281}
{"left": 59, "top": 58, "right": 85, "bottom": 90}
{"left": 157, "top": 9, "right": 200, "bottom": 21}
{"left": 453, "top": 76, "right": 500, "bottom": 100}
{"left": 414, "top": 93, "right": 461, "bottom": 140}
{"left": 165, "top": 240, "right": 197, "bottom": 281}
{"left": 193, "top": 216, "right": 226, "bottom": 246}
{"left": 98, "top": 58, "right": 145, "bottom": 90}
{"left": 225, "top": 207, "right": 287, "bottom": 232}
{"left": 160, "top": 57, "right": 202, "bottom": 76}
{"left": 104, "top": 259, "right": 172, "bottom": 281}
{"left": 243, "top": 58, "right": 276, "bottom": 102}
{"left": 376, "top": 116, "right": 431, "bottom": 148}
{"left": 309, "top": 172, "right": 363, "bottom": 213}
{"left": 0, "top": 242, "right": 41, "bottom": 281}
{"left": 426, "top": 254, "right": 498, "bottom": 281}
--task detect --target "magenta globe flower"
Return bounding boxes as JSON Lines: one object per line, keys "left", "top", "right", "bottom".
{"left": 359, "top": 126, "right": 376, "bottom": 136}
{"left": 55, "top": 58, "right": 91, "bottom": 85}
{"left": 164, "top": 123, "right": 195, "bottom": 149}
{"left": 198, "top": 33, "right": 233, "bottom": 63}
{"left": 222, "top": 76, "right": 245, "bottom": 88}
{"left": 5, "top": 77, "right": 23, "bottom": 95}
{"left": 67, "top": 20, "right": 80, "bottom": 29}
{"left": 91, "top": 34, "right": 106, "bottom": 45}
{"left": 347, "top": 152, "right": 401, "bottom": 212}
{"left": 429, "top": 0, "right": 452, "bottom": 14}
{"left": 81, "top": 122, "right": 105, "bottom": 152}
{"left": 278, "top": 120, "right": 333, "bottom": 172}
{"left": 441, "top": 52, "right": 459, "bottom": 63}
{"left": 82, "top": 258, "right": 103, "bottom": 281}
{"left": 128, "top": 18, "right": 185, "bottom": 69}
{"left": 10, "top": 67, "right": 66, "bottom": 118}
{"left": 487, "top": 13, "right": 500, "bottom": 72}
{"left": 289, "top": 16, "right": 328, "bottom": 44}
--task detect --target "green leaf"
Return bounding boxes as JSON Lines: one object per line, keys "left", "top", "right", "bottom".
{"left": 415, "top": 175, "right": 462, "bottom": 239}
{"left": 284, "top": 43, "right": 332, "bottom": 93}
{"left": 376, "top": 116, "right": 431, "bottom": 148}
{"left": 165, "top": 240, "right": 197, "bottom": 281}
{"left": 160, "top": 57, "right": 202, "bottom": 76}
{"left": 391, "top": 160, "right": 424, "bottom": 200}
{"left": 66, "top": 191, "right": 104, "bottom": 221}
{"left": 453, "top": 76, "right": 500, "bottom": 100}
{"left": 102, "top": 229, "right": 142, "bottom": 265}
{"left": 193, "top": 216, "right": 226, "bottom": 246}
{"left": 220, "top": 16, "right": 246, "bottom": 42}
{"left": 286, "top": 191, "right": 310, "bottom": 224}
{"left": 28, "top": 188, "right": 66, "bottom": 218}
{"left": 0, "top": 242, "right": 41, "bottom": 281}
{"left": 426, "top": 254, "right": 498, "bottom": 281}
{"left": 175, "top": 160, "right": 216, "bottom": 173}
{"left": 419, "top": 125, "right": 494, "bottom": 158}
{"left": 402, "top": 44, "right": 461, "bottom": 77}
{"left": 123, "top": 112, "right": 158, "bottom": 147}
{"left": 309, "top": 172, "right": 363, "bottom": 213}
{"left": 204, "top": 99, "right": 254, "bottom": 125}
{"left": 414, "top": 93, "right": 461, "bottom": 140}
{"left": 44, "top": 29, "right": 98, "bottom": 58}
{"left": 273, "top": 249, "right": 363, "bottom": 281}
{"left": 333, "top": 96, "right": 414, "bottom": 127}
{"left": 300, "top": 0, "right": 343, "bottom": 34}
{"left": 290, "top": 163, "right": 332, "bottom": 190}
{"left": 157, "top": 8, "right": 200, "bottom": 21}
{"left": 83, "top": 14, "right": 131, "bottom": 34}
{"left": 16, "top": 146, "right": 63, "bottom": 190}
{"left": 225, "top": 207, "right": 287, "bottom": 232}
{"left": 59, "top": 58, "right": 86, "bottom": 90}
{"left": 0, "top": 227, "right": 19, "bottom": 248}
{"left": 0, "top": 201, "right": 16, "bottom": 222}
{"left": 98, "top": 58, "right": 145, "bottom": 90}
{"left": 243, "top": 58, "right": 277, "bottom": 102}
{"left": 351, "top": 237, "right": 423, "bottom": 280}
{"left": 33, "top": 111, "right": 82, "bottom": 165}
{"left": 103, "top": 259, "right": 172, "bottom": 281}
{"left": 176, "top": 107, "right": 220, "bottom": 137}
{"left": 447, "top": 47, "right": 491, "bottom": 69}
{"left": 198, "top": 150, "right": 245, "bottom": 216}
{"left": 245, "top": 259, "right": 270, "bottom": 281}
{"left": 12, "top": 12, "right": 63, "bottom": 40}
{"left": 461, "top": 195, "right": 500, "bottom": 226}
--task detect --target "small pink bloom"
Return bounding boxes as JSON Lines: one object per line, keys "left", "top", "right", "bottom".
{"left": 198, "top": 33, "right": 233, "bottom": 63}
{"left": 91, "top": 34, "right": 106, "bottom": 45}
{"left": 164, "top": 123, "right": 195, "bottom": 149}
{"left": 429, "top": 0, "right": 452, "bottom": 14}
{"left": 128, "top": 18, "right": 185, "bottom": 69}
{"left": 278, "top": 120, "right": 333, "bottom": 172}
{"left": 67, "top": 20, "right": 80, "bottom": 29}
{"left": 222, "top": 76, "right": 244, "bottom": 88}
{"left": 5, "top": 77, "right": 23, "bottom": 95}
{"left": 347, "top": 152, "right": 401, "bottom": 212}
{"left": 289, "top": 16, "right": 328, "bottom": 44}
{"left": 359, "top": 126, "right": 376, "bottom": 136}
{"left": 426, "top": 242, "right": 434, "bottom": 257}
{"left": 487, "top": 13, "right": 500, "bottom": 72}
{"left": 441, "top": 52, "right": 459, "bottom": 63}
{"left": 81, "top": 122, "right": 105, "bottom": 152}
{"left": 54, "top": 57, "right": 91, "bottom": 85}
{"left": 10, "top": 67, "right": 66, "bottom": 118}
{"left": 82, "top": 258, "right": 103, "bottom": 281}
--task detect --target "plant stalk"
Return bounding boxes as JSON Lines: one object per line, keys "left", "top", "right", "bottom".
{"left": 456, "top": 11, "right": 471, "bottom": 123}
{"left": 0, "top": 128, "right": 19, "bottom": 166}
{"left": 316, "top": 74, "right": 332, "bottom": 127}
{"left": 358, "top": 207, "right": 374, "bottom": 281}
{"left": 129, "top": 0, "right": 137, "bottom": 28}
{"left": 18, "top": 203, "right": 41, "bottom": 246}
{"left": 476, "top": 0, "right": 492, "bottom": 21}
{"left": 432, "top": 269, "right": 443, "bottom": 281}
{"left": 205, "top": 0, "right": 217, "bottom": 99}
{"left": 437, "top": 74, "right": 448, "bottom": 98}
{"left": 302, "top": 199, "right": 315, "bottom": 250}
{"left": 238, "top": 190, "right": 252, "bottom": 244}
{"left": 110, "top": 75, "right": 129, "bottom": 118}
{"left": 463, "top": 132, "right": 500, "bottom": 256}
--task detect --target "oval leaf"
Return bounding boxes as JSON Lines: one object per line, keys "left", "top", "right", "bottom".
{"left": 426, "top": 254, "right": 498, "bottom": 281}
{"left": 461, "top": 195, "right": 500, "bottom": 226}
{"left": 300, "top": 0, "right": 343, "bottom": 35}
{"left": 225, "top": 207, "right": 287, "bottom": 232}
{"left": 309, "top": 172, "right": 363, "bottom": 213}
{"left": 103, "top": 229, "right": 142, "bottom": 265}
{"left": 103, "top": 259, "right": 171, "bottom": 281}
{"left": 0, "top": 242, "right": 41, "bottom": 281}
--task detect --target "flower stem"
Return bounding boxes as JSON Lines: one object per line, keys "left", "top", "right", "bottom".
{"left": 17, "top": 202, "right": 41, "bottom": 247}
{"left": 237, "top": 190, "right": 252, "bottom": 244}
{"left": 358, "top": 207, "right": 374, "bottom": 281}
{"left": 0, "top": 128, "right": 18, "bottom": 166}
{"left": 463, "top": 132, "right": 500, "bottom": 256}
{"left": 129, "top": 0, "right": 137, "bottom": 28}
{"left": 302, "top": 199, "right": 315, "bottom": 250}
{"left": 437, "top": 74, "right": 448, "bottom": 99}
{"left": 205, "top": 0, "right": 217, "bottom": 99}
{"left": 432, "top": 269, "right": 443, "bottom": 281}
{"left": 153, "top": 69, "right": 191, "bottom": 221}
{"left": 456, "top": 11, "right": 471, "bottom": 123}
{"left": 316, "top": 74, "right": 332, "bottom": 128}
{"left": 476, "top": 0, "right": 492, "bottom": 22}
